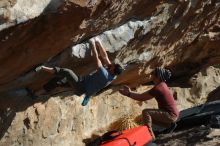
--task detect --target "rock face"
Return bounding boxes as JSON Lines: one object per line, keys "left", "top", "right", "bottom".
{"left": 171, "top": 66, "right": 220, "bottom": 109}
{"left": 0, "top": 0, "right": 220, "bottom": 146}
{"left": 0, "top": 67, "right": 220, "bottom": 146}
{"left": 0, "top": 0, "right": 220, "bottom": 93}
{"left": 0, "top": 90, "right": 145, "bottom": 146}
{"left": 0, "top": 0, "right": 160, "bottom": 92}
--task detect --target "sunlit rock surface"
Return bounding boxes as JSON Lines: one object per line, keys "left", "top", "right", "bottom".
{"left": 0, "top": 0, "right": 220, "bottom": 145}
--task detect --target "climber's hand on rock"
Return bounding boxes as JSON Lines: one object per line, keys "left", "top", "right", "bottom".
{"left": 119, "top": 85, "right": 131, "bottom": 97}
{"left": 89, "top": 38, "right": 95, "bottom": 46}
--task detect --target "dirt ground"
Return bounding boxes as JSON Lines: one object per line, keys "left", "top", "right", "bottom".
{"left": 155, "top": 126, "right": 220, "bottom": 146}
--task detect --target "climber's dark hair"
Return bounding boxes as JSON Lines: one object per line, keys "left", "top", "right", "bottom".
{"left": 114, "top": 64, "right": 123, "bottom": 75}
{"left": 155, "top": 67, "right": 172, "bottom": 82}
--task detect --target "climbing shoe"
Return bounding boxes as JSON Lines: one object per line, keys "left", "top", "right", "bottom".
{"left": 35, "top": 65, "right": 43, "bottom": 72}
{"left": 81, "top": 95, "right": 90, "bottom": 106}
{"left": 162, "top": 122, "right": 177, "bottom": 134}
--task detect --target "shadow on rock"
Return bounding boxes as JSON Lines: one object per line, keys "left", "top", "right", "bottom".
{"left": 207, "top": 86, "right": 220, "bottom": 102}
{"left": 0, "top": 87, "right": 83, "bottom": 140}
{"left": 155, "top": 126, "right": 212, "bottom": 145}
{"left": 0, "top": 109, "right": 16, "bottom": 140}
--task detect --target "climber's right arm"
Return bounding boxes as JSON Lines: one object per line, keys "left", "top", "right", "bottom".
{"left": 89, "top": 39, "right": 103, "bottom": 69}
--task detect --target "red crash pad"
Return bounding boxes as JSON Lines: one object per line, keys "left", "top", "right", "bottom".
{"left": 101, "top": 126, "right": 152, "bottom": 146}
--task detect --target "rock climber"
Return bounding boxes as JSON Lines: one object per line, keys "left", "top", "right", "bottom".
{"left": 33, "top": 38, "right": 123, "bottom": 106}
{"left": 119, "top": 67, "right": 179, "bottom": 139}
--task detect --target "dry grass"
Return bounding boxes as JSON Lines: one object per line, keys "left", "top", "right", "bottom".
{"left": 109, "top": 114, "right": 144, "bottom": 131}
